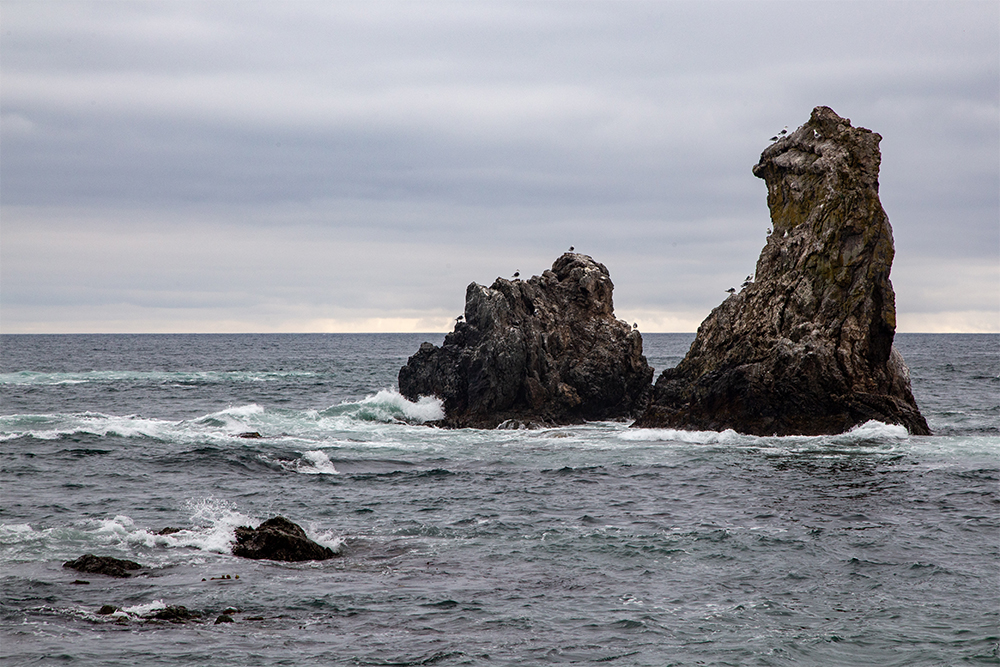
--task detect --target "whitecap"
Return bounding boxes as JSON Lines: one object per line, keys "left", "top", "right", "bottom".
{"left": 120, "top": 600, "right": 167, "bottom": 616}
{"left": 299, "top": 450, "right": 340, "bottom": 474}
{"left": 618, "top": 427, "right": 745, "bottom": 445}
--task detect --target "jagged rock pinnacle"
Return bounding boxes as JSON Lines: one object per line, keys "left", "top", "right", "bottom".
{"left": 634, "top": 106, "right": 930, "bottom": 436}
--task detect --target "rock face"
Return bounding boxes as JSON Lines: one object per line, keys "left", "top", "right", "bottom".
{"left": 634, "top": 106, "right": 929, "bottom": 436}
{"left": 398, "top": 253, "right": 653, "bottom": 428}
{"left": 63, "top": 554, "right": 143, "bottom": 578}
{"left": 231, "top": 516, "right": 336, "bottom": 562}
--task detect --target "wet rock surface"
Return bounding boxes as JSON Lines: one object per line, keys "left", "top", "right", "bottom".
{"left": 63, "top": 554, "right": 143, "bottom": 578}
{"left": 231, "top": 516, "right": 336, "bottom": 562}
{"left": 635, "top": 106, "right": 930, "bottom": 436}
{"left": 399, "top": 253, "right": 653, "bottom": 428}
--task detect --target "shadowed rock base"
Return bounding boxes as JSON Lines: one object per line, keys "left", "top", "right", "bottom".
{"left": 634, "top": 106, "right": 929, "bottom": 436}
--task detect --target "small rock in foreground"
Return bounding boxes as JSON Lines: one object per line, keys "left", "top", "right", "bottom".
{"left": 231, "top": 516, "right": 336, "bottom": 562}
{"left": 63, "top": 554, "right": 143, "bottom": 578}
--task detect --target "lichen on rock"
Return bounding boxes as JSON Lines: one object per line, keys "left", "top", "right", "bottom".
{"left": 398, "top": 253, "right": 653, "bottom": 428}
{"left": 633, "top": 106, "right": 930, "bottom": 436}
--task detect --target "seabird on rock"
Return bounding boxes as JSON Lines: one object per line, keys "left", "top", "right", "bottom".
{"left": 726, "top": 287, "right": 736, "bottom": 294}
{"left": 633, "top": 323, "right": 638, "bottom": 329}
{"left": 779, "top": 125, "right": 788, "bottom": 136}
{"left": 455, "top": 315, "right": 464, "bottom": 322}
{"left": 769, "top": 135, "right": 779, "bottom": 142}
{"left": 569, "top": 246, "right": 575, "bottom": 252}
{"left": 512, "top": 271, "right": 520, "bottom": 279}
{"left": 813, "top": 129, "right": 821, "bottom": 139}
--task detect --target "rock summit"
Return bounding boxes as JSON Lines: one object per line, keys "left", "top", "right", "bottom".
{"left": 634, "top": 106, "right": 930, "bottom": 436}
{"left": 398, "top": 253, "right": 653, "bottom": 428}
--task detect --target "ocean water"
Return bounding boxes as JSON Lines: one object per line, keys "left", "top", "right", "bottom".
{"left": 1, "top": 333, "right": 997, "bottom": 666}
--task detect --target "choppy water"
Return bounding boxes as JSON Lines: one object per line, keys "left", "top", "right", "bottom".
{"left": 1, "top": 333, "right": 997, "bottom": 666}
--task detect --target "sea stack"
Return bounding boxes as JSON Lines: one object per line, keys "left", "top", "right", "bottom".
{"left": 398, "top": 253, "right": 653, "bottom": 428}
{"left": 634, "top": 106, "right": 930, "bottom": 436}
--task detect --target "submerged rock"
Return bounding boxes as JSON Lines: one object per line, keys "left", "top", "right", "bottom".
{"left": 63, "top": 554, "right": 143, "bottom": 578}
{"left": 398, "top": 253, "right": 653, "bottom": 428}
{"left": 635, "top": 106, "right": 929, "bottom": 436}
{"left": 231, "top": 516, "right": 336, "bottom": 562}
{"left": 149, "top": 605, "right": 201, "bottom": 622}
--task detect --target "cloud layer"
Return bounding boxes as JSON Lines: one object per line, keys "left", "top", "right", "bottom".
{"left": 2, "top": 1, "right": 997, "bottom": 332}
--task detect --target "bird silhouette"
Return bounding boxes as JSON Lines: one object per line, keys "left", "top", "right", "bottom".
{"left": 569, "top": 246, "right": 575, "bottom": 252}
{"left": 512, "top": 271, "right": 520, "bottom": 279}
{"left": 726, "top": 287, "right": 736, "bottom": 294}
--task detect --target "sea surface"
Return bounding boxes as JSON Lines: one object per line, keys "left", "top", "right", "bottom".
{"left": 1, "top": 333, "right": 997, "bottom": 666}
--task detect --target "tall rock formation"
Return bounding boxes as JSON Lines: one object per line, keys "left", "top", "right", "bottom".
{"left": 634, "top": 106, "right": 930, "bottom": 435}
{"left": 399, "top": 253, "right": 653, "bottom": 428}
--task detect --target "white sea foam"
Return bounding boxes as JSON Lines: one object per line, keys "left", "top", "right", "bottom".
{"left": 0, "top": 523, "right": 36, "bottom": 542}
{"left": 299, "top": 450, "right": 340, "bottom": 474}
{"left": 618, "top": 420, "right": 910, "bottom": 448}
{"left": 618, "top": 427, "right": 745, "bottom": 445}
{"left": 835, "top": 420, "right": 910, "bottom": 442}
{"left": 353, "top": 389, "right": 444, "bottom": 423}
{"left": 178, "top": 498, "right": 258, "bottom": 554}
{"left": 120, "top": 600, "right": 167, "bottom": 616}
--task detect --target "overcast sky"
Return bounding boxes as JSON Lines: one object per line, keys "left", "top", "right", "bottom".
{"left": 2, "top": 1, "right": 997, "bottom": 333}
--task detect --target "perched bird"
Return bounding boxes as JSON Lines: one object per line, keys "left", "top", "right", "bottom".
{"left": 726, "top": 287, "right": 736, "bottom": 294}
{"left": 633, "top": 323, "right": 638, "bottom": 329}
{"left": 455, "top": 315, "right": 464, "bottom": 323}
{"left": 569, "top": 246, "right": 575, "bottom": 252}
{"left": 767, "top": 227, "right": 772, "bottom": 235}
{"left": 769, "top": 135, "right": 779, "bottom": 142}
{"left": 745, "top": 274, "right": 753, "bottom": 282}
{"left": 741, "top": 280, "right": 752, "bottom": 289}
{"left": 512, "top": 270, "right": 520, "bottom": 279}
{"left": 813, "top": 129, "right": 822, "bottom": 139}
{"left": 779, "top": 125, "right": 788, "bottom": 136}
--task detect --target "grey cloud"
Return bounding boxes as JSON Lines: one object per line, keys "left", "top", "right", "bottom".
{"left": 1, "top": 1, "right": 996, "bottom": 332}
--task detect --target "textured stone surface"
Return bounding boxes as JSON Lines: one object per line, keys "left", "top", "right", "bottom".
{"left": 398, "top": 253, "right": 653, "bottom": 428}
{"left": 63, "top": 554, "right": 142, "bottom": 578}
{"left": 634, "top": 106, "right": 930, "bottom": 436}
{"left": 231, "top": 516, "right": 336, "bottom": 562}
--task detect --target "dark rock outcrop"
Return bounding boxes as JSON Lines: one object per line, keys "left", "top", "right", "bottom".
{"left": 63, "top": 554, "right": 143, "bottom": 578}
{"left": 398, "top": 253, "right": 653, "bottom": 428}
{"left": 149, "top": 605, "right": 201, "bottom": 622}
{"left": 634, "top": 106, "right": 929, "bottom": 436}
{"left": 231, "top": 516, "right": 336, "bottom": 562}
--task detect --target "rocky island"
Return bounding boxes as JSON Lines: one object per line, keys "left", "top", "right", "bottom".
{"left": 398, "top": 253, "right": 653, "bottom": 428}
{"left": 634, "top": 106, "right": 930, "bottom": 435}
